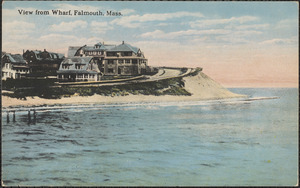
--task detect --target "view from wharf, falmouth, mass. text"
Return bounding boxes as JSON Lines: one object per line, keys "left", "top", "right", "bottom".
{"left": 18, "top": 9, "right": 122, "bottom": 16}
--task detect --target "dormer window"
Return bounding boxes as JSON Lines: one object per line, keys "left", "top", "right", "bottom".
{"left": 62, "top": 65, "right": 70, "bottom": 69}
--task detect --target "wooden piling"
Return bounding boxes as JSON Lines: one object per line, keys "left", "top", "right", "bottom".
{"left": 13, "top": 111, "right": 16, "bottom": 122}
{"left": 28, "top": 110, "right": 31, "bottom": 124}
{"left": 6, "top": 111, "right": 10, "bottom": 123}
{"left": 33, "top": 110, "right": 36, "bottom": 124}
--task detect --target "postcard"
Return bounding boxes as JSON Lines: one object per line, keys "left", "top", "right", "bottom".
{"left": 1, "top": 1, "right": 298, "bottom": 186}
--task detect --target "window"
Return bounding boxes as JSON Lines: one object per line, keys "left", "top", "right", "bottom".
{"left": 118, "top": 60, "right": 123, "bottom": 64}
{"left": 108, "top": 60, "right": 114, "bottom": 64}
{"left": 123, "top": 52, "right": 132, "bottom": 56}
{"left": 125, "top": 60, "right": 130, "bottom": 64}
{"left": 132, "top": 59, "right": 137, "bottom": 64}
{"left": 107, "top": 52, "right": 117, "bottom": 57}
{"left": 108, "top": 68, "right": 114, "bottom": 73}
{"left": 62, "top": 65, "right": 69, "bottom": 69}
{"left": 84, "top": 74, "right": 88, "bottom": 78}
{"left": 75, "top": 65, "right": 81, "bottom": 69}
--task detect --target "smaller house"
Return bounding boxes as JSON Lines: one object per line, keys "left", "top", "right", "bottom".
{"left": 1, "top": 53, "right": 30, "bottom": 80}
{"left": 57, "top": 57, "right": 101, "bottom": 82}
{"left": 23, "top": 49, "right": 65, "bottom": 75}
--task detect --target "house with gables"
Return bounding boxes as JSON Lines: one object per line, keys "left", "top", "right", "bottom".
{"left": 1, "top": 52, "right": 30, "bottom": 80}
{"left": 69, "top": 41, "right": 148, "bottom": 77}
{"left": 57, "top": 57, "right": 101, "bottom": 82}
{"left": 23, "top": 49, "right": 65, "bottom": 75}
{"left": 104, "top": 41, "right": 148, "bottom": 76}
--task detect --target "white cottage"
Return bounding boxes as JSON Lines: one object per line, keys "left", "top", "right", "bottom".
{"left": 1, "top": 53, "right": 30, "bottom": 80}
{"left": 57, "top": 57, "right": 101, "bottom": 82}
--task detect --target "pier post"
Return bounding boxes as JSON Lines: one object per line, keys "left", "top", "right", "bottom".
{"left": 6, "top": 111, "right": 10, "bottom": 123}
{"left": 28, "top": 110, "right": 31, "bottom": 124}
{"left": 33, "top": 109, "right": 36, "bottom": 124}
{"left": 13, "top": 111, "right": 16, "bottom": 122}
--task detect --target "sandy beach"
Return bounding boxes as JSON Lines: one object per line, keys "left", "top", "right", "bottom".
{"left": 2, "top": 72, "right": 246, "bottom": 108}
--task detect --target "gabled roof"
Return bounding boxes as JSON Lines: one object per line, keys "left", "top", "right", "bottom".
{"left": 56, "top": 53, "right": 65, "bottom": 59}
{"left": 83, "top": 44, "right": 116, "bottom": 51}
{"left": 102, "top": 44, "right": 116, "bottom": 50}
{"left": 59, "top": 57, "right": 99, "bottom": 73}
{"left": 3, "top": 53, "right": 27, "bottom": 64}
{"left": 42, "top": 50, "right": 65, "bottom": 59}
{"left": 68, "top": 46, "right": 81, "bottom": 57}
{"left": 62, "top": 57, "right": 93, "bottom": 65}
{"left": 108, "top": 42, "right": 139, "bottom": 53}
{"left": 11, "top": 54, "right": 27, "bottom": 64}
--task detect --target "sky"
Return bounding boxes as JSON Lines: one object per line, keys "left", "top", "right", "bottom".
{"left": 2, "top": 1, "right": 299, "bottom": 87}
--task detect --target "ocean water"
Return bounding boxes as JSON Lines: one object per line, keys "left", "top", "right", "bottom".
{"left": 2, "top": 88, "right": 298, "bottom": 186}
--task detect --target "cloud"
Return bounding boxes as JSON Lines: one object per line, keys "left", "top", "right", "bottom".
{"left": 140, "top": 29, "right": 232, "bottom": 39}
{"left": 157, "top": 23, "right": 169, "bottom": 27}
{"left": 3, "top": 20, "right": 35, "bottom": 32}
{"left": 215, "top": 35, "right": 251, "bottom": 44}
{"left": 90, "top": 21, "right": 113, "bottom": 34}
{"left": 39, "top": 33, "right": 78, "bottom": 42}
{"left": 275, "top": 19, "right": 298, "bottom": 30}
{"left": 49, "top": 20, "right": 88, "bottom": 32}
{"left": 2, "top": 6, "right": 38, "bottom": 20}
{"left": 35, "top": 34, "right": 106, "bottom": 54}
{"left": 234, "top": 23, "right": 269, "bottom": 30}
{"left": 38, "top": 34, "right": 103, "bottom": 46}
{"left": 260, "top": 36, "right": 298, "bottom": 45}
{"left": 51, "top": 3, "right": 102, "bottom": 12}
{"left": 233, "top": 30, "right": 263, "bottom": 36}
{"left": 190, "top": 16, "right": 259, "bottom": 28}
{"left": 111, "top": 11, "right": 204, "bottom": 28}
{"left": 2, "top": 21, "right": 35, "bottom": 41}
{"left": 121, "top": 9, "right": 135, "bottom": 15}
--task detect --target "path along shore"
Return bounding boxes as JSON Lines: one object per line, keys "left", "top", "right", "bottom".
{"left": 2, "top": 71, "right": 246, "bottom": 108}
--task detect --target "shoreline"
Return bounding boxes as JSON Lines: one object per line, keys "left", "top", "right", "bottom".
{"left": 2, "top": 71, "right": 247, "bottom": 108}
{"left": 2, "top": 94, "right": 247, "bottom": 109}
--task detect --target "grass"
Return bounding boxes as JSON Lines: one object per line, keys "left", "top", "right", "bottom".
{"left": 2, "top": 76, "right": 192, "bottom": 99}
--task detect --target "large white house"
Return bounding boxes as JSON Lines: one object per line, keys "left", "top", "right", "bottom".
{"left": 68, "top": 41, "right": 148, "bottom": 76}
